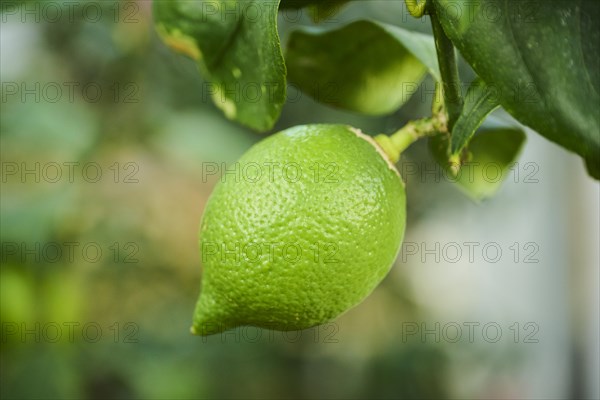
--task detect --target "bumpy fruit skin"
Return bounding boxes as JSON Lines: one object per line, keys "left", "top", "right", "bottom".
{"left": 192, "top": 124, "right": 406, "bottom": 335}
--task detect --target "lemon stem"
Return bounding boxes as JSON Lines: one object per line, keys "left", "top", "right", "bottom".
{"left": 430, "top": 6, "right": 463, "bottom": 131}
{"left": 374, "top": 116, "right": 444, "bottom": 163}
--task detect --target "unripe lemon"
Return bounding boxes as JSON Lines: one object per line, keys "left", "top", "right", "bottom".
{"left": 192, "top": 124, "right": 405, "bottom": 335}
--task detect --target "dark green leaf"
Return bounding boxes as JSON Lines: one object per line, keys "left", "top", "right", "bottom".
{"left": 285, "top": 20, "right": 440, "bottom": 115}
{"left": 430, "top": 128, "right": 526, "bottom": 201}
{"left": 450, "top": 78, "right": 500, "bottom": 154}
{"left": 433, "top": 0, "right": 600, "bottom": 178}
{"left": 153, "top": 0, "right": 286, "bottom": 131}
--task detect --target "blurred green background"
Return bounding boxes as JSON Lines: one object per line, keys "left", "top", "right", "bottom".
{"left": 1, "top": 1, "right": 598, "bottom": 399}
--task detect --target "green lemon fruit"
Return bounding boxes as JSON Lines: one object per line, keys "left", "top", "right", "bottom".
{"left": 192, "top": 124, "right": 406, "bottom": 335}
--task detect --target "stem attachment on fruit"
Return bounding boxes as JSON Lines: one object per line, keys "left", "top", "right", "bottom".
{"left": 430, "top": 6, "right": 463, "bottom": 131}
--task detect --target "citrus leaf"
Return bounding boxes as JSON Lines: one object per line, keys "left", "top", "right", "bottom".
{"left": 279, "top": 0, "right": 350, "bottom": 22}
{"left": 153, "top": 0, "right": 286, "bottom": 132}
{"left": 279, "top": 0, "right": 347, "bottom": 8}
{"left": 450, "top": 78, "right": 500, "bottom": 155}
{"left": 309, "top": 1, "right": 350, "bottom": 23}
{"left": 285, "top": 20, "right": 440, "bottom": 115}
{"left": 433, "top": 0, "right": 600, "bottom": 178}
{"left": 429, "top": 128, "right": 526, "bottom": 201}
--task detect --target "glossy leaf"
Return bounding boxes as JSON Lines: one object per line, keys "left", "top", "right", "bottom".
{"left": 285, "top": 20, "right": 440, "bottom": 115}
{"left": 450, "top": 78, "right": 500, "bottom": 155}
{"left": 154, "top": 0, "right": 286, "bottom": 131}
{"left": 430, "top": 128, "right": 526, "bottom": 201}
{"left": 433, "top": 0, "right": 600, "bottom": 178}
